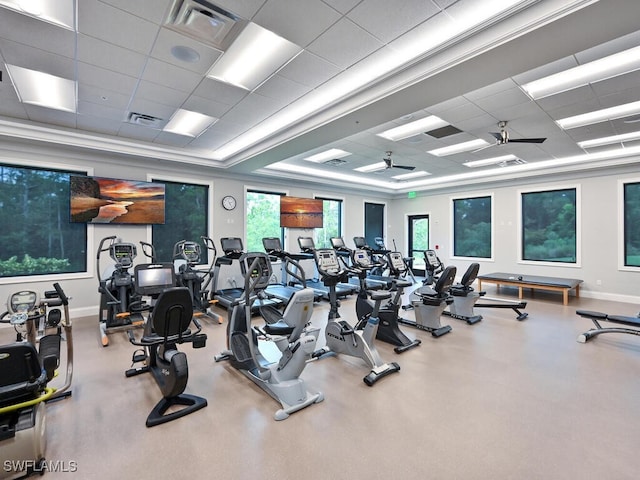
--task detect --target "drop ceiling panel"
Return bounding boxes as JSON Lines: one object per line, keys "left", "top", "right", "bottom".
{"left": 78, "top": 0, "right": 160, "bottom": 55}
{"left": 253, "top": 0, "right": 342, "bottom": 47}
{"left": 117, "top": 123, "right": 162, "bottom": 142}
{"left": 134, "top": 80, "right": 191, "bottom": 108}
{"left": 141, "top": 58, "right": 204, "bottom": 92}
{"left": 0, "top": 39, "right": 75, "bottom": 79}
{"left": 191, "top": 78, "right": 248, "bottom": 105}
{"left": 322, "top": 0, "right": 362, "bottom": 15}
{"left": 77, "top": 35, "right": 148, "bottom": 80}
{"left": 206, "top": 0, "right": 266, "bottom": 19}
{"left": 182, "top": 95, "right": 233, "bottom": 119}
{"left": 307, "top": 18, "right": 383, "bottom": 69}
{"left": 24, "top": 105, "right": 76, "bottom": 129}
{"left": 348, "top": 0, "right": 439, "bottom": 44}
{"left": 153, "top": 130, "right": 193, "bottom": 147}
{"left": 0, "top": 9, "right": 75, "bottom": 57}
{"left": 254, "top": 74, "right": 311, "bottom": 104}
{"left": 99, "top": 0, "right": 173, "bottom": 25}
{"left": 76, "top": 62, "right": 138, "bottom": 96}
{"left": 126, "top": 98, "right": 176, "bottom": 123}
{"left": 277, "top": 51, "right": 342, "bottom": 88}
{"left": 77, "top": 100, "right": 126, "bottom": 122}
{"left": 219, "top": 93, "right": 284, "bottom": 126}
{"left": 590, "top": 71, "right": 640, "bottom": 97}
{"left": 76, "top": 114, "right": 123, "bottom": 136}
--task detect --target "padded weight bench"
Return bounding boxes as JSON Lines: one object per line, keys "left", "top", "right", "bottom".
{"left": 576, "top": 310, "right": 640, "bottom": 343}
{"left": 477, "top": 272, "right": 583, "bottom": 306}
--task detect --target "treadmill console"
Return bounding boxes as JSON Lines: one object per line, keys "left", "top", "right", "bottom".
{"left": 221, "top": 237, "right": 244, "bottom": 258}
{"left": 298, "top": 236, "right": 315, "bottom": 253}
{"left": 262, "top": 237, "right": 282, "bottom": 254}
{"left": 353, "top": 236, "right": 367, "bottom": 249}
{"left": 134, "top": 263, "right": 176, "bottom": 297}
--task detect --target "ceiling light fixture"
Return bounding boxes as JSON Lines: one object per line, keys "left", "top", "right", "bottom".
{"left": 304, "top": 148, "right": 352, "bottom": 163}
{"left": 0, "top": 0, "right": 75, "bottom": 30}
{"left": 521, "top": 45, "right": 640, "bottom": 99}
{"left": 207, "top": 22, "right": 302, "bottom": 91}
{"left": 577, "top": 130, "right": 640, "bottom": 149}
{"left": 354, "top": 162, "right": 387, "bottom": 173}
{"left": 377, "top": 115, "right": 448, "bottom": 141}
{"left": 463, "top": 154, "right": 519, "bottom": 168}
{"left": 6, "top": 64, "right": 76, "bottom": 112}
{"left": 392, "top": 171, "right": 431, "bottom": 180}
{"left": 428, "top": 139, "right": 490, "bottom": 156}
{"left": 556, "top": 100, "right": 640, "bottom": 129}
{"left": 163, "top": 109, "right": 217, "bottom": 137}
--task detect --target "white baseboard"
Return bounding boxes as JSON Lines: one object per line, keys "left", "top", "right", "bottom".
{"left": 577, "top": 290, "right": 640, "bottom": 305}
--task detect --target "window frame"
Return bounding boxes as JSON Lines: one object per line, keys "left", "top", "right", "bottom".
{"left": 0, "top": 158, "right": 94, "bottom": 285}
{"left": 450, "top": 192, "right": 494, "bottom": 261}
{"left": 517, "top": 184, "right": 581, "bottom": 267}
{"left": 618, "top": 177, "right": 640, "bottom": 271}
{"left": 147, "top": 173, "right": 214, "bottom": 268}
{"left": 313, "top": 195, "right": 344, "bottom": 249}
{"left": 244, "top": 186, "right": 287, "bottom": 253}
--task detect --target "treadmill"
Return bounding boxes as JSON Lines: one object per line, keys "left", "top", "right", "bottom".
{"left": 351, "top": 236, "right": 400, "bottom": 289}
{"left": 262, "top": 237, "right": 322, "bottom": 304}
{"left": 297, "top": 236, "right": 355, "bottom": 300}
{"left": 211, "top": 237, "right": 282, "bottom": 311}
{"left": 331, "top": 237, "right": 391, "bottom": 290}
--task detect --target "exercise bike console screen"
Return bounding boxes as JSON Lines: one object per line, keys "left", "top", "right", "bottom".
{"left": 425, "top": 250, "right": 440, "bottom": 267}
{"left": 353, "top": 249, "right": 372, "bottom": 268}
{"left": 243, "top": 254, "right": 271, "bottom": 289}
{"left": 388, "top": 252, "right": 405, "bottom": 270}
{"left": 316, "top": 249, "right": 340, "bottom": 273}
{"left": 7, "top": 290, "right": 39, "bottom": 324}
{"left": 135, "top": 264, "right": 176, "bottom": 296}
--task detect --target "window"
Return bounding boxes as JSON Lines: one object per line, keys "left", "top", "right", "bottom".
{"left": 0, "top": 163, "right": 87, "bottom": 278}
{"left": 521, "top": 187, "right": 578, "bottom": 263}
{"left": 151, "top": 179, "right": 210, "bottom": 263}
{"left": 364, "top": 201, "right": 385, "bottom": 247}
{"left": 623, "top": 181, "right": 640, "bottom": 267}
{"left": 314, "top": 197, "right": 342, "bottom": 248}
{"left": 452, "top": 195, "right": 492, "bottom": 259}
{"left": 246, "top": 189, "right": 284, "bottom": 252}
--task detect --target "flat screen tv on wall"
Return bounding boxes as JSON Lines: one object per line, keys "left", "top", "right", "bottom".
{"left": 69, "top": 175, "right": 165, "bottom": 224}
{"left": 280, "top": 196, "right": 323, "bottom": 228}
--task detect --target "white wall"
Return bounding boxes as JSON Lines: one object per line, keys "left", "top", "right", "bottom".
{"left": 389, "top": 167, "right": 640, "bottom": 303}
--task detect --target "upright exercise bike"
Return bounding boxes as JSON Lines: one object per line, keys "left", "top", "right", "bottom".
{"left": 126, "top": 263, "right": 208, "bottom": 427}
{"left": 215, "top": 252, "right": 324, "bottom": 420}
{"left": 0, "top": 283, "right": 72, "bottom": 479}
{"left": 313, "top": 248, "right": 400, "bottom": 386}
{"left": 352, "top": 249, "right": 421, "bottom": 353}
{"left": 97, "top": 236, "right": 145, "bottom": 346}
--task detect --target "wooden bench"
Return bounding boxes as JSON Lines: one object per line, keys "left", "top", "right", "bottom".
{"left": 477, "top": 273, "right": 583, "bottom": 306}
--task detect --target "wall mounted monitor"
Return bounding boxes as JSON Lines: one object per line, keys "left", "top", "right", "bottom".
{"left": 280, "top": 196, "right": 323, "bottom": 228}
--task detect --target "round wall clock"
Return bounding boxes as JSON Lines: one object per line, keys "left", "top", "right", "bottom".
{"left": 222, "top": 195, "right": 237, "bottom": 211}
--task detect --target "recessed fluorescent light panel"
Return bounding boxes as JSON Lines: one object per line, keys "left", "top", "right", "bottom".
{"left": 556, "top": 100, "right": 640, "bottom": 129}
{"left": 428, "top": 138, "right": 489, "bottom": 156}
{"left": 207, "top": 22, "right": 302, "bottom": 91}
{"left": 522, "top": 45, "right": 640, "bottom": 99}
{"left": 392, "top": 171, "right": 431, "bottom": 180}
{"left": 463, "top": 154, "right": 518, "bottom": 168}
{"left": 163, "top": 109, "right": 217, "bottom": 137}
{"left": 0, "top": 0, "right": 75, "bottom": 30}
{"left": 6, "top": 64, "right": 76, "bottom": 112}
{"left": 578, "top": 130, "right": 640, "bottom": 149}
{"left": 354, "top": 162, "right": 386, "bottom": 172}
{"left": 304, "top": 148, "right": 352, "bottom": 163}
{"left": 377, "top": 115, "right": 448, "bottom": 141}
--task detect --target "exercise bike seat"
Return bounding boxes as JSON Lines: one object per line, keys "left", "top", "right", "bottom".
{"left": 369, "top": 290, "right": 392, "bottom": 302}
{"left": 394, "top": 278, "right": 413, "bottom": 289}
{"left": 263, "top": 320, "right": 295, "bottom": 336}
{"left": 0, "top": 343, "right": 47, "bottom": 406}
{"left": 450, "top": 263, "right": 480, "bottom": 296}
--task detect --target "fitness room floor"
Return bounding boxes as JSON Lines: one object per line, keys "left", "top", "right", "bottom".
{"left": 16, "top": 284, "right": 640, "bottom": 480}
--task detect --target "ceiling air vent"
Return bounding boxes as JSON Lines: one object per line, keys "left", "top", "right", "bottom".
{"left": 499, "top": 158, "right": 527, "bottom": 167}
{"left": 127, "top": 112, "right": 164, "bottom": 128}
{"left": 324, "top": 158, "right": 348, "bottom": 166}
{"left": 165, "top": 0, "right": 244, "bottom": 50}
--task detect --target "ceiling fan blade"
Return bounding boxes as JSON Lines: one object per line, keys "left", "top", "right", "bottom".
{"left": 393, "top": 165, "right": 416, "bottom": 171}
{"left": 508, "top": 138, "right": 546, "bottom": 143}
{"left": 473, "top": 143, "right": 494, "bottom": 153}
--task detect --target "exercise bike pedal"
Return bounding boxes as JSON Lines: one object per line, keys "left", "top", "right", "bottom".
{"left": 192, "top": 333, "right": 207, "bottom": 349}
{"left": 131, "top": 348, "right": 147, "bottom": 364}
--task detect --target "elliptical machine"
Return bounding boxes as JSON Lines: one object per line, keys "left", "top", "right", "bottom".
{"left": 352, "top": 249, "right": 421, "bottom": 354}
{"left": 97, "top": 236, "right": 144, "bottom": 346}
{"left": 126, "top": 263, "right": 208, "bottom": 427}
{"left": 312, "top": 248, "right": 400, "bottom": 386}
{"left": 0, "top": 283, "right": 72, "bottom": 479}
{"left": 173, "top": 237, "right": 222, "bottom": 324}
{"left": 215, "top": 252, "right": 324, "bottom": 421}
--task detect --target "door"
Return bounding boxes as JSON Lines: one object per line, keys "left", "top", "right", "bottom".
{"left": 408, "top": 214, "right": 429, "bottom": 276}
{"left": 364, "top": 202, "right": 385, "bottom": 248}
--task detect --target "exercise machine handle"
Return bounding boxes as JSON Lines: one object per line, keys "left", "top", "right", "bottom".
{"left": 53, "top": 282, "right": 69, "bottom": 306}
